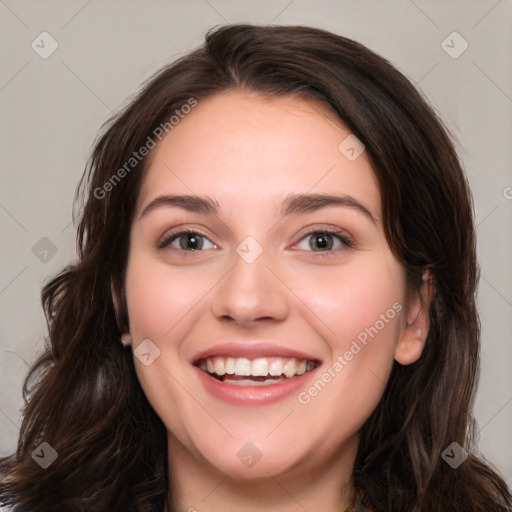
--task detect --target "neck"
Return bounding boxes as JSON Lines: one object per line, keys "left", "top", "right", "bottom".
{"left": 165, "top": 433, "right": 358, "bottom": 512}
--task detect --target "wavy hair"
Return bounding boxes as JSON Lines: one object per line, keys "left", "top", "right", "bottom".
{"left": 1, "top": 24, "right": 510, "bottom": 512}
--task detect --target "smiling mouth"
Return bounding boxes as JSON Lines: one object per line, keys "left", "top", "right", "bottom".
{"left": 194, "top": 356, "right": 320, "bottom": 386}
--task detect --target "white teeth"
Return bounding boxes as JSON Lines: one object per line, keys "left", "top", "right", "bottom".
{"left": 198, "top": 356, "right": 316, "bottom": 379}
{"left": 213, "top": 357, "right": 225, "bottom": 376}
{"left": 282, "top": 359, "right": 297, "bottom": 379}
{"left": 227, "top": 378, "right": 284, "bottom": 386}
{"left": 251, "top": 358, "right": 269, "bottom": 376}
{"left": 234, "top": 358, "right": 251, "bottom": 376}
{"left": 225, "top": 357, "right": 235, "bottom": 375}
{"left": 268, "top": 359, "right": 283, "bottom": 376}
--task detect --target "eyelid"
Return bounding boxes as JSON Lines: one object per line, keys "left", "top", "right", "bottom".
{"left": 290, "top": 227, "right": 355, "bottom": 256}
{"left": 292, "top": 225, "right": 354, "bottom": 245}
{"left": 157, "top": 228, "right": 217, "bottom": 250}
{"left": 157, "top": 224, "right": 355, "bottom": 253}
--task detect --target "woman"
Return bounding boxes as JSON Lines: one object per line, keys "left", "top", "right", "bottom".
{"left": 1, "top": 24, "right": 510, "bottom": 512}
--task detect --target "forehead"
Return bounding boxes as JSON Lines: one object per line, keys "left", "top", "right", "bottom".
{"left": 137, "top": 90, "right": 380, "bottom": 218}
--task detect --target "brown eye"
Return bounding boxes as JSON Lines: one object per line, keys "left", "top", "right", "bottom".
{"left": 158, "top": 231, "right": 216, "bottom": 251}
{"left": 309, "top": 232, "right": 335, "bottom": 251}
{"left": 178, "top": 233, "right": 204, "bottom": 250}
{"left": 296, "top": 230, "right": 353, "bottom": 253}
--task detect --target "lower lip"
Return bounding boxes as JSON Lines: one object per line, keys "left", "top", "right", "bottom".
{"left": 193, "top": 365, "right": 319, "bottom": 406}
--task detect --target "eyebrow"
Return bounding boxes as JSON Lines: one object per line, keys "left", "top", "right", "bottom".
{"left": 138, "top": 193, "right": 376, "bottom": 223}
{"left": 139, "top": 195, "right": 220, "bottom": 220}
{"left": 281, "top": 193, "right": 376, "bottom": 223}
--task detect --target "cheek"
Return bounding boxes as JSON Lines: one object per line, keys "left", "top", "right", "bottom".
{"left": 124, "top": 259, "right": 213, "bottom": 341}
{"left": 123, "top": 257, "right": 209, "bottom": 434}
{"left": 294, "top": 255, "right": 404, "bottom": 416}
{"left": 296, "top": 254, "right": 405, "bottom": 348}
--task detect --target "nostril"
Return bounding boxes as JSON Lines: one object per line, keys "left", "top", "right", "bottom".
{"left": 229, "top": 316, "right": 275, "bottom": 326}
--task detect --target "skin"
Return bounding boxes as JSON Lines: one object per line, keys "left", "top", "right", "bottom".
{"left": 121, "top": 90, "right": 431, "bottom": 512}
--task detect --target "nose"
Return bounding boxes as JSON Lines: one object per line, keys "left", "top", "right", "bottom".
{"left": 211, "top": 249, "right": 289, "bottom": 328}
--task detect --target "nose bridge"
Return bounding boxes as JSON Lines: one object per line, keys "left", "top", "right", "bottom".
{"left": 211, "top": 242, "right": 288, "bottom": 325}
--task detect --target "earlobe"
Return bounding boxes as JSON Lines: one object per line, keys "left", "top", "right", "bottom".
{"left": 121, "top": 333, "right": 132, "bottom": 347}
{"left": 394, "top": 270, "right": 435, "bottom": 365}
{"left": 394, "top": 324, "right": 427, "bottom": 365}
{"left": 111, "top": 277, "right": 131, "bottom": 348}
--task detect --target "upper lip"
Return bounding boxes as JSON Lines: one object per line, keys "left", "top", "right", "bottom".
{"left": 191, "top": 342, "right": 321, "bottom": 364}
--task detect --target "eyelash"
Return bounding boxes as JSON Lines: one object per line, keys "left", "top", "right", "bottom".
{"left": 157, "top": 228, "right": 354, "bottom": 257}
{"left": 157, "top": 230, "right": 216, "bottom": 252}
{"left": 294, "top": 229, "right": 355, "bottom": 257}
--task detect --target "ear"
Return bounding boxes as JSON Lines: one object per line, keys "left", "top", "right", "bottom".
{"left": 111, "top": 276, "right": 123, "bottom": 327}
{"left": 111, "top": 275, "right": 130, "bottom": 344}
{"left": 120, "top": 333, "right": 133, "bottom": 347}
{"left": 395, "top": 270, "right": 435, "bottom": 365}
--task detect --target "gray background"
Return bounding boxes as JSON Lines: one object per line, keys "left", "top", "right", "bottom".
{"left": 1, "top": 0, "right": 511, "bottom": 484}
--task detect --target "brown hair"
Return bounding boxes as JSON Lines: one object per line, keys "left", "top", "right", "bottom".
{"left": 1, "top": 24, "right": 510, "bottom": 512}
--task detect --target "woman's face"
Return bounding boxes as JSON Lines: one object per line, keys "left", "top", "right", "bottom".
{"left": 124, "top": 90, "right": 414, "bottom": 480}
